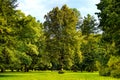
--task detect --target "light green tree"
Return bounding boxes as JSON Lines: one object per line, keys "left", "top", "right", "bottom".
{"left": 14, "top": 11, "right": 44, "bottom": 72}
{"left": 0, "top": 0, "right": 18, "bottom": 72}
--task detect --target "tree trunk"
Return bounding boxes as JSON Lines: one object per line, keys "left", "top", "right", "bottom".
{"left": 24, "top": 65, "right": 29, "bottom": 72}
{"left": 24, "top": 65, "right": 27, "bottom": 72}
{"left": 58, "top": 65, "right": 64, "bottom": 74}
{"left": 11, "top": 69, "right": 14, "bottom": 72}
{"left": 17, "top": 69, "right": 19, "bottom": 72}
{"left": 1, "top": 68, "right": 5, "bottom": 72}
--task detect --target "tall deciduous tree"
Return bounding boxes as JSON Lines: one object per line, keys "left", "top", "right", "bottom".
{"left": 14, "top": 11, "right": 44, "bottom": 72}
{"left": 44, "top": 5, "right": 82, "bottom": 71}
{"left": 0, "top": 0, "right": 18, "bottom": 72}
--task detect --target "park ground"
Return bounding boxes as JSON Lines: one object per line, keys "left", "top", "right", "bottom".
{"left": 0, "top": 71, "right": 119, "bottom": 80}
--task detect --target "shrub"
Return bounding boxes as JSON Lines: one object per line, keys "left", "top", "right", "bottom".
{"left": 107, "top": 56, "right": 120, "bottom": 78}
{"left": 71, "top": 65, "right": 79, "bottom": 72}
{"left": 99, "top": 67, "right": 110, "bottom": 76}
{"left": 58, "top": 70, "right": 65, "bottom": 74}
{"left": 111, "top": 70, "right": 120, "bottom": 78}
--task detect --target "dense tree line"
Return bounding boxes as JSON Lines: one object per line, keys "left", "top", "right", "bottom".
{"left": 0, "top": 0, "right": 119, "bottom": 78}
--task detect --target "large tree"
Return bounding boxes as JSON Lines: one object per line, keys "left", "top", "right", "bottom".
{"left": 0, "top": 0, "right": 18, "bottom": 72}
{"left": 96, "top": 0, "right": 120, "bottom": 52}
{"left": 96, "top": 0, "right": 120, "bottom": 78}
{"left": 44, "top": 5, "right": 82, "bottom": 71}
{"left": 14, "top": 10, "right": 44, "bottom": 72}
{"left": 0, "top": 0, "right": 44, "bottom": 72}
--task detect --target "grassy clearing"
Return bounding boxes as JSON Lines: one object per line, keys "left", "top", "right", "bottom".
{"left": 0, "top": 71, "right": 119, "bottom": 80}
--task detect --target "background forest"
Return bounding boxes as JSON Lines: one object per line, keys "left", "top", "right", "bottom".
{"left": 0, "top": 0, "right": 120, "bottom": 78}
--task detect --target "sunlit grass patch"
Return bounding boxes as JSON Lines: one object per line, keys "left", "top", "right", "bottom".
{"left": 0, "top": 71, "right": 119, "bottom": 80}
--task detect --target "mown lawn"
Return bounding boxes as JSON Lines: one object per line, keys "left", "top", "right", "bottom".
{"left": 0, "top": 71, "right": 119, "bottom": 80}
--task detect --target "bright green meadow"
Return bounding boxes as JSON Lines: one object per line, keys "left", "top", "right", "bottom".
{"left": 0, "top": 71, "right": 119, "bottom": 80}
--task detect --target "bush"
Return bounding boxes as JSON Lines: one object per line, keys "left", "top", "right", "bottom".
{"left": 71, "top": 65, "right": 79, "bottom": 72}
{"left": 99, "top": 67, "right": 110, "bottom": 76}
{"left": 111, "top": 70, "right": 120, "bottom": 78}
{"left": 107, "top": 56, "right": 120, "bottom": 78}
{"left": 58, "top": 70, "right": 65, "bottom": 74}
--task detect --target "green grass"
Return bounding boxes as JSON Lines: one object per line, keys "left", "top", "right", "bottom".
{"left": 0, "top": 71, "right": 119, "bottom": 80}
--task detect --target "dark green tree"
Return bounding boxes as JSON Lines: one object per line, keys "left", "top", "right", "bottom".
{"left": 80, "top": 34, "right": 101, "bottom": 72}
{"left": 77, "top": 13, "right": 99, "bottom": 72}
{"left": 96, "top": 0, "right": 120, "bottom": 78}
{"left": 80, "top": 14, "right": 97, "bottom": 36}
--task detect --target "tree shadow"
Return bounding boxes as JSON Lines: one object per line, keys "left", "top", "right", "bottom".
{"left": 0, "top": 75, "right": 23, "bottom": 77}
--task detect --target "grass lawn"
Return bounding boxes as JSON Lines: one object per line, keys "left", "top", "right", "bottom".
{"left": 0, "top": 71, "right": 119, "bottom": 80}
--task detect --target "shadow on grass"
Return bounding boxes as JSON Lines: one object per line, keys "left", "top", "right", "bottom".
{"left": 0, "top": 75, "right": 23, "bottom": 77}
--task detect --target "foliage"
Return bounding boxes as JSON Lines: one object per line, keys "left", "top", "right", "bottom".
{"left": 96, "top": 0, "right": 120, "bottom": 78}
{"left": 0, "top": 0, "right": 18, "bottom": 72}
{"left": 44, "top": 5, "right": 82, "bottom": 70}
{"left": 99, "top": 67, "right": 110, "bottom": 76}
{"left": 80, "top": 14, "right": 98, "bottom": 36}
{"left": 80, "top": 34, "right": 101, "bottom": 72}
{"left": 96, "top": 0, "right": 120, "bottom": 54}
{"left": 111, "top": 70, "right": 120, "bottom": 78}
{"left": 0, "top": 0, "right": 44, "bottom": 72}
{"left": 108, "top": 56, "right": 120, "bottom": 78}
